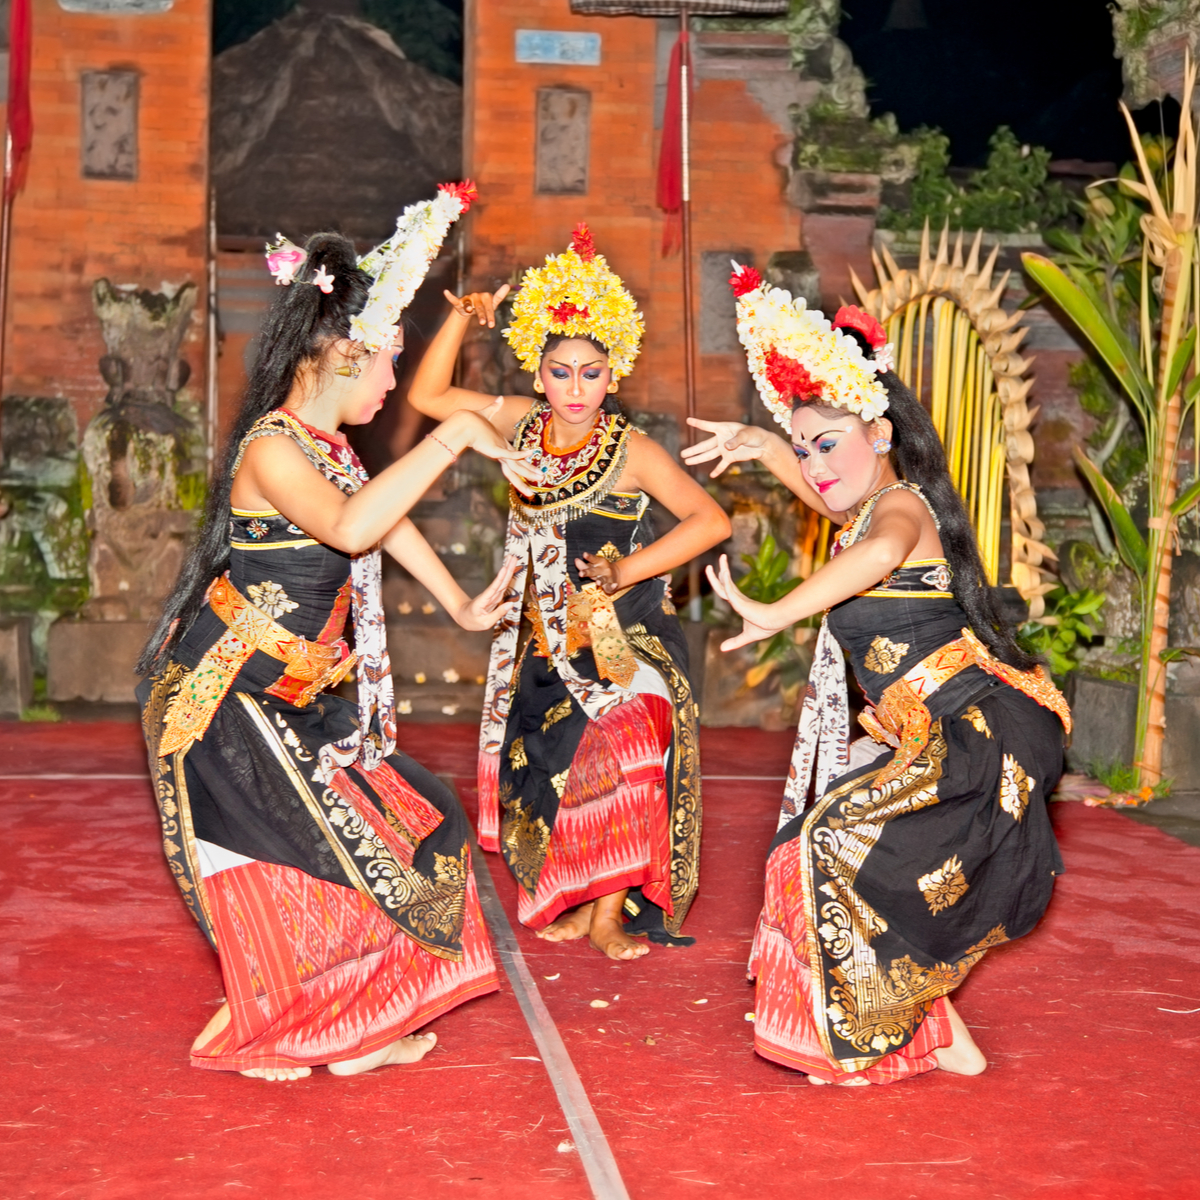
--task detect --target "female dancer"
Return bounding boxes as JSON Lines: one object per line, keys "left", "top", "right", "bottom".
{"left": 683, "top": 265, "right": 1070, "bottom": 1084}
{"left": 138, "top": 189, "right": 538, "bottom": 1080}
{"left": 409, "top": 225, "right": 730, "bottom": 960}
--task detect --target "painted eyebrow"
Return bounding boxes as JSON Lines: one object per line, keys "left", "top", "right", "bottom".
{"left": 547, "top": 357, "right": 606, "bottom": 368}
{"left": 796, "top": 427, "right": 849, "bottom": 442}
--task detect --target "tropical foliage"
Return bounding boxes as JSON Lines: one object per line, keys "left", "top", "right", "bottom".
{"left": 1017, "top": 586, "right": 1105, "bottom": 680}
{"left": 1023, "top": 59, "right": 1200, "bottom": 787}
{"left": 879, "top": 127, "right": 1070, "bottom": 235}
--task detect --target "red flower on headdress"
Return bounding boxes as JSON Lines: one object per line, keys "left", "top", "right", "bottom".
{"left": 570, "top": 223, "right": 597, "bottom": 262}
{"left": 832, "top": 304, "right": 886, "bottom": 350}
{"left": 549, "top": 301, "right": 590, "bottom": 325}
{"left": 730, "top": 263, "right": 763, "bottom": 298}
{"left": 764, "top": 348, "right": 821, "bottom": 402}
{"left": 439, "top": 179, "right": 478, "bottom": 212}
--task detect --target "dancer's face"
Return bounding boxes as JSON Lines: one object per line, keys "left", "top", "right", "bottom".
{"left": 339, "top": 327, "right": 403, "bottom": 426}
{"left": 791, "top": 405, "right": 891, "bottom": 511}
{"left": 539, "top": 338, "right": 612, "bottom": 428}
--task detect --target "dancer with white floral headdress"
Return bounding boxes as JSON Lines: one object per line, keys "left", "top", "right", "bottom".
{"left": 409, "top": 224, "right": 729, "bottom": 960}
{"left": 137, "top": 184, "right": 540, "bottom": 1080}
{"left": 682, "top": 264, "right": 1071, "bottom": 1084}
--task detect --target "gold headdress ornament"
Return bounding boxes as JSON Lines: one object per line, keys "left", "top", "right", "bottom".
{"left": 265, "top": 182, "right": 477, "bottom": 354}
{"left": 729, "top": 262, "right": 894, "bottom": 431}
{"left": 504, "top": 224, "right": 644, "bottom": 380}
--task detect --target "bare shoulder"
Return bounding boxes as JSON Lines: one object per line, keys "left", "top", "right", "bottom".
{"left": 870, "top": 485, "right": 934, "bottom": 525}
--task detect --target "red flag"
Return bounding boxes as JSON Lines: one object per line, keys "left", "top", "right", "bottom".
{"left": 656, "top": 30, "right": 686, "bottom": 257}
{"left": 6, "top": 0, "right": 33, "bottom": 200}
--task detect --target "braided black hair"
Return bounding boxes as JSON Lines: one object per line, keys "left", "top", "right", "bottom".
{"left": 137, "top": 232, "right": 372, "bottom": 675}
{"left": 797, "top": 328, "right": 1038, "bottom": 671}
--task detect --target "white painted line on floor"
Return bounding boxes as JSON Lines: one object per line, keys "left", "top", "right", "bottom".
{"left": 0, "top": 773, "right": 147, "bottom": 780}
{"left": 439, "top": 776, "right": 630, "bottom": 1200}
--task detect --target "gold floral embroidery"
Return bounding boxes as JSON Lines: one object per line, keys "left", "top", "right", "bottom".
{"left": 863, "top": 634, "right": 910, "bottom": 674}
{"left": 501, "top": 800, "right": 552, "bottom": 893}
{"left": 434, "top": 848, "right": 468, "bottom": 889}
{"left": 917, "top": 855, "right": 968, "bottom": 914}
{"left": 999, "top": 754, "right": 1033, "bottom": 821}
{"left": 551, "top": 768, "right": 570, "bottom": 798}
{"left": 962, "top": 705, "right": 992, "bottom": 738}
{"left": 595, "top": 542, "right": 623, "bottom": 562}
{"left": 541, "top": 698, "right": 573, "bottom": 732}
{"left": 247, "top": 580, "right": 299, "bottom": 619}
{"left": 509, "top": 736, "right": 528, "bottom": 771}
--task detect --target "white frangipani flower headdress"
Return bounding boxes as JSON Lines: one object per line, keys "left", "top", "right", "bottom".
{"left": 264, "top": 181, "right": 477, "bottom": 353}
{"left": 729, "top": 262, "right": 894, "bottom": 430}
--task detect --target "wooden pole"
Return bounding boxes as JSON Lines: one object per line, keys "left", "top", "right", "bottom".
{"left": 679, "top": 6, "right": 703, "bottom": 622}
{"left": 0, "top": 131, "right": 15, "bottom": 421}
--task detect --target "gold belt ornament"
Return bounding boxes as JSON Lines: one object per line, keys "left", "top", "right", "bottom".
{"left": 158, "top": 574, "right": 356, "bottom": 757}
{"left": 859, "top": 627, "right": 1071, "bottom": 787}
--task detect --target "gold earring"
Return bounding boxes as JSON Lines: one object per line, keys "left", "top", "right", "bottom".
{"left": 334, "top": 362, "right": 361, "bottom": 379}
{"left": 533, "top": 378, "right": 545, "bottom": 393}
{"left": 606, "top": 382, "right": 619, "bottom": 394}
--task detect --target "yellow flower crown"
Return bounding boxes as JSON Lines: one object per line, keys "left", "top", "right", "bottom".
{"left": 504, "top": 225, "right": 644, "bottom": 380}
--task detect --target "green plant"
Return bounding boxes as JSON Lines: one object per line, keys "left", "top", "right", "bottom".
{"left": 1023, "top": 61, "right": 1200, "bottom": 787}
{"left": 1018, "top": 586, "right": 1105, "bottom": 678}
{"left": 879, "top": 126, "right": 1069, "bottom": 234}
{"left": 1088, "top": 757, "right": 1172, "bottom": 800}
{"left": 20, "top": 704, "right": 60, "bottom": 723}
{"left": 734, "top": 535, "right": 811, "bottom": 699}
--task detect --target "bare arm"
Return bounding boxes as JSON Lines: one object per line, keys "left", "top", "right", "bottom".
{"left": 576, "top": 434, "right": 732, "bottom": 594}
{"left": 382, "top": 518, "right": 519, "bottom": 631}
{"left": 234, "top": 407, "right": 537, "bottom": 555}
{"left": 406, "top": 285, "right": 532, "bottom": 439}
{"left": 680, "top": 418, "right": 846, "bottom": 522}
{"left": 707, "top": 491, "right": 928, "bottom": 650}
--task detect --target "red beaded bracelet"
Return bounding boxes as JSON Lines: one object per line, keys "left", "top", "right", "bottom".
{"left": 425, "top": 433, "right": 458, "bottom": 463}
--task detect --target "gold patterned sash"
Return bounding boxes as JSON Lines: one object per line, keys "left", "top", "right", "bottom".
{"left": 859, "top": 627, "right": 1071, "bottom": 787}
{"left": 158, "top": 575, "right": 356, "bottom": 757}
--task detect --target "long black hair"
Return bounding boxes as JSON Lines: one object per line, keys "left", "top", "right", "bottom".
{"left": 136, "top": 232, "right": 373, "bottom": 676}
{"left": 798, "top": 329, "right": 1038, "bottom": 671}
{"left": 540, "top": 332, "right": 623, "bottom": 415}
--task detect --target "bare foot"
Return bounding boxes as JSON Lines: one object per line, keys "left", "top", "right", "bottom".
{"left": 587, "top": 889, "right": 650, "bottom": 960}
{"left": 932, "top": 998, "right": 987, "bottom": 1076}
{"left": 240, "top": 1065, "right": 313, "bottom": 1081}
{"left": 327, "top": 1032, "right": 439, "bottom": 1076}
{"left": 192, "top": 1001, "right": 231, "bottom": 1054}
{"left": 588, "top": 913, "right": 650, "bottom": 960}
{"left": 807, "top": 1073, "right": 869, "bottom": 1087}
{"left": 537, "top": 903, "right": 595, "bottom": 942}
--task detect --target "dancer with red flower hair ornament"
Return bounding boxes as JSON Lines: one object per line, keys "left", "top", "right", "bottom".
{"left": 681, "top": 267, "right": 1070, "bottom": 1084}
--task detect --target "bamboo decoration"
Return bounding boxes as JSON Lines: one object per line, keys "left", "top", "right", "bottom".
{"left": 849, "top": 225, "right": 1054, "bottom": 617}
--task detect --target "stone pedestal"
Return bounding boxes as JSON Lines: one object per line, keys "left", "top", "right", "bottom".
{"left": 47, "top": 618, "right": 151, "bottom": 703}
{"left": 0, "top": 616, "right": 33, "bottom": 717}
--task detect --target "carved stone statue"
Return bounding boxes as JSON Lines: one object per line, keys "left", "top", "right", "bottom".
{"left": 81, "top": 278, "right": 201, "bottom": 621}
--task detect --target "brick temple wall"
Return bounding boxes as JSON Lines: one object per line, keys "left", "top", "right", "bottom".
{"left": 1, "top": 0, "right": 210, "bottom": 423}
{"left": 463, "top": 2, "right": 802, "bottom": 424}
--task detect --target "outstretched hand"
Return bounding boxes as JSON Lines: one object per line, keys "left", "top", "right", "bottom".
{"left": 681, "top": 418, "right": 772, "bottom": 478}
{"left": 706, "top": 554, "right": 787, "bottom": 652}
{"left": 463, "top": 400, "right": 540, "bottom": 496}
{"left": 457, "top": 555, "right": 521, "bottom": 631}
{"left": 443, "top": 284, "right": 511, "bottom": 329}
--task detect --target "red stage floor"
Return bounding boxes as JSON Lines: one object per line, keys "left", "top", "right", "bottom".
{"left": 2, "top": 721, "right": 1199, "bottom": 1199}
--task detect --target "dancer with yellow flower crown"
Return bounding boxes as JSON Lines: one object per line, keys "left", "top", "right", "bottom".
{"left": 681, "top": 264, "right": 1071, "bottom": 1083}
{"left": 409, "top": 225, "right": 729, "bottom": 959}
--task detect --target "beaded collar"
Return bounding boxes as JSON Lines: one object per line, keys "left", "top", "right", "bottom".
{"left": 509, "top": 403, "right": 637, "bottom": 528}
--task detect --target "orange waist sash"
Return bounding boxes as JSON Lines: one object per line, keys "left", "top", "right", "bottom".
{"left": 858, "top": 627, "right": 1071, "bottom": 786}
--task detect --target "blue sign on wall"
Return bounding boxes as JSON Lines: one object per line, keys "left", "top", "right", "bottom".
{"left": 515, "top": 30, "right": 602, "bottom": 67}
